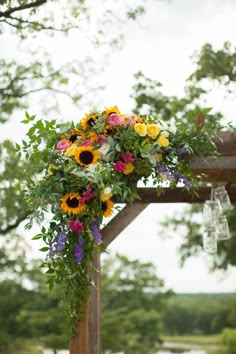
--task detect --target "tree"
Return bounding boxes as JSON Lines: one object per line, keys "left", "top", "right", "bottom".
{"left": 161, "top": 204, "right": 236, "bottom": 270}
{"left": 0, "top": 0, "right": 148, "bottom": 122}
{"left": 161, "top": 293, "right": 236, "bottom": 335}
{"left": 0, "top": 234, "right": 68, "bottom": 353}
{"left": 101, "top": 254, "right": 172, "bottom": 354}
{"left": 131, "top": 41, "right": 236, "bottom": 270}
{"left": 0, "top": 0, "right": 152, "bottom": 236}
{"left": 189, "top": 41, "right": 236, "bottom": 94}
{"left": 221, "top": 328, "right": 236, "bottom": 354}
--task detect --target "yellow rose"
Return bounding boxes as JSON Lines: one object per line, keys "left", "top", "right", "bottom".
{"left": 100, "top": 187, "right": 112, "bottom": 201}
{"left": 157, "top": 134, "right": 169, "bottom": 148}
{"left": 48, "top": 164, "right": 59, "bottom": 175}
{"left": 134, "top": 123, "right": 147, "bottom": 137}
{"left": 65, "top": 144, "right": 78, "bottom": 156}
{"left": 146, "top": 124, "right": 160, "bottom": 139}
{"left": 123, "top": 162, "right": 135, "bottom": 175}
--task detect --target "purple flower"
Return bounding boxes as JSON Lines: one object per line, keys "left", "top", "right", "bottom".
{"left": 183, "top": 178, "right": 192, "bottom": 191}
{"left": 46, "top": 231, "right": 68, "bottom": 259}
{"left": 176, "top": 147, "right": 187, "bottom": 155}
{"left": 173, "top": 172, "right": 192, "bottom": 191}
{"left": 74, "top": 239, "right": 84, "bottom": 263}
{"left": 174, "top": 172, "right": 184, "bottom": 181}
{"left": 90, "top": 219, "right": 102, "bottom": 244}
{"left": 156, "top": 163, "right": 166, "bottom": 172}
{"left": 56, "top": 232, "right": 68, "bottom": 252}
{"left": 47, "top": 239, "right": 55, "bottom": 259}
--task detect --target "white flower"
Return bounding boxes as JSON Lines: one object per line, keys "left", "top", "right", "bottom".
{"left": 168, "top": 125, "right": 177, "bottom": 134}
{"left": 98, "top": 143, "right": 111, "bottom": 160}
{"left": 71, "top": 164, "right": 97, "bottom": 177}
{"left": 104, "top": 186, "right": 112, "bottom": 195}
{"left": 161, "top": 130, "right": 169, "bottom": 137}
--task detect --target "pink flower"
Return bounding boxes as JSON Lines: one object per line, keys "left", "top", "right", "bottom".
{"left": 56, "top": 140, "right": 71, "bottom": 151}
{"left": 69, "top": 220, "right": 84, "bottom": 233}
{"left": 120, "top": 152, "right": 135, "bottom": 163}
{"left": 97, "top": 134, "right": 107, "bottom": 145}
{"left": 80, "top": 184, "right": 95, "bottom": 203}
{"left": 113, "top": 161, "right": 126, "bottom": 173}
{"left": 81, "top": 139, "right": 92, "bottom": 146}
{"left": 107, "top": 113, "right": 122, "bottom": 126}
{"left": 127, "top": 114, "right": 138, "bottom": 126}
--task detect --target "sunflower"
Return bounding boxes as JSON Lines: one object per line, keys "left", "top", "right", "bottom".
{"left": 104, "top": 106, "right": 121, "bottom": 117}
{"left": 69, "top": 129, "right": 85, "bottom": 143}
{"left": 81, "top": 113, "right": 99, "bottom": 130}
{"left": 62, "top": 129, "right": 84, "bottom": 143}
{"left": 102, "top": 199, "right": 114, "bottom": 217}
{"left": 74, "top": 146, "right": 100, "bottom": 167}
{"left": 103, "top": 124, "right": 117, "bottom": 135}
{"left": 88, "top": 131, "right": 98, "bottom": 142}
{"left": 60, "top": 193, "right": 85, "bottom": 215}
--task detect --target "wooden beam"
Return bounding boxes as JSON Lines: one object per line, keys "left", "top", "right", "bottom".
{"left": 213, "top": 131, "right": 236, "bottom": 155}
{"left": 102, "top": 203, "right": 149, "bottom": 247}
{"left": 136, "top": 186, "right": 236, "bottom": 203}
{"left": 191, "top": 156, "right": 236, "bottom": 182}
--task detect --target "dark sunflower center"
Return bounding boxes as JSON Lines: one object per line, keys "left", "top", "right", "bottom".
{"left": 88, "top": 117, "right": 98, "bottom": 127}
{"left": 106, "top": 128, "right": 113, "bottom": 135}
{"left": 79, "top": 151, "right": 93, "bottom": 165}
{"left": 102, "top": 201, "right": 107, "bottom": 212}
{"left": 69, "top": 134, "right": 78, "bottom": 143}
{"left": 66, "top": 197, "right": 79, "bottom": 208}
{"left": 108, "top": 112, "right": 116, "bottom": 116}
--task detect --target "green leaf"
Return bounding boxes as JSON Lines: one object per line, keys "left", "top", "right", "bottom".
{"left": 21, "top": 119, "right": 30, "bottom": 124}
{"left": 31, "top": 234, "right": 43, "bottom": 240}
{"left": 39, "top": 247, "right": 49, "bottom": 252}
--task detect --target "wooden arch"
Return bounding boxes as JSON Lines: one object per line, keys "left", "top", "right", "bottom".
{"left": 69, "top": 131, "right": 236, "bottom": 354}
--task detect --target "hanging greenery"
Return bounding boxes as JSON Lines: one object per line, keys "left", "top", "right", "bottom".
{"left": 18, "top": 106, "right": 220, "bottom": 335}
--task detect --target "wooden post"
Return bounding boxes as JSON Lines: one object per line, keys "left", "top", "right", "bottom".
{"left": 69, "top": 306, "right": 89, "bottom": 354}
{"left": 89, "top": 252, "right": 101, "bottom": 354}
{"left": 69, "top": 252, "right": 101, "bottom": 354}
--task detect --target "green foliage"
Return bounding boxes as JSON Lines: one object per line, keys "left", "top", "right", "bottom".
{"left": 0, "top": 140, "right": 29, "bottom": 236}
{"left": 162, "top": 293, "right": 236, "bottom": 336}
{"left": 131, "top": 71, "right": 224, "bottom": 129}
{"left": 0, "top": 1, "right": 150, "bottom": 123}
{"left": 0, "top": 0, "right": 147, "bottom": 40}
{"left": 101, "top": 254, "right": 171, "bottom": 354}
{"left": 189, "top": 42, "right": 236, "bottom": 92}
{"left": 136, "top": 42, "right": 236, "bottom": 269}
{"left": 161, "top": 203, "right": 236, "bottom": 270}
{"left": 0, "top": 239, "right": 68, "bottom": 353}
{"left": 221, "top": 328, "right": 236, "bottom": 354}
{"left": 0, "top": 58, "right": 96, "bottom": 123}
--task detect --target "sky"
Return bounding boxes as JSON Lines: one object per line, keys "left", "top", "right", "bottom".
{"left": 2, "top": 0, "right": 236, "bottom": 293}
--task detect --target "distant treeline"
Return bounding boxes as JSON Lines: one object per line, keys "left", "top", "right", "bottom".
{"left": 162, "top": 293, "right": 236, "bottom": 335}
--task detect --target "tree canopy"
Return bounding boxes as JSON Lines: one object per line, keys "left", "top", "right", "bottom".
{"left": 131, "top": 41, "right": 236, "bottom": 271}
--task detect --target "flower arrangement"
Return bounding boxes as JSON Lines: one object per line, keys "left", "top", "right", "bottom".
{"left": 19, "top": 106, "right": 218, "bottom": 334}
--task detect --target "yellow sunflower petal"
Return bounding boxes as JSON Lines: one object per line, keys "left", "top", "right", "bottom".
{"left": 74, "top": 146, "right": 100, "bottom": 167}
{"left": 60, "top": 193, "right": 85, "bottom": 215}
{"left": 102, "top": 199, "right": 114, "bottom": 217}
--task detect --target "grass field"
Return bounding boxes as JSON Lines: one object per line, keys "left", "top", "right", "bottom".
{"left": 162, "top": 334, "right": 221, "bottom": 345}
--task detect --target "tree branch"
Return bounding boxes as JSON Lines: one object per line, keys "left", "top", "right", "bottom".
{"left": 0, "top": 214, "right": 29, "bottom": 236}
{"left": 0, "top": 0, "right": 47, "bottom": 18}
